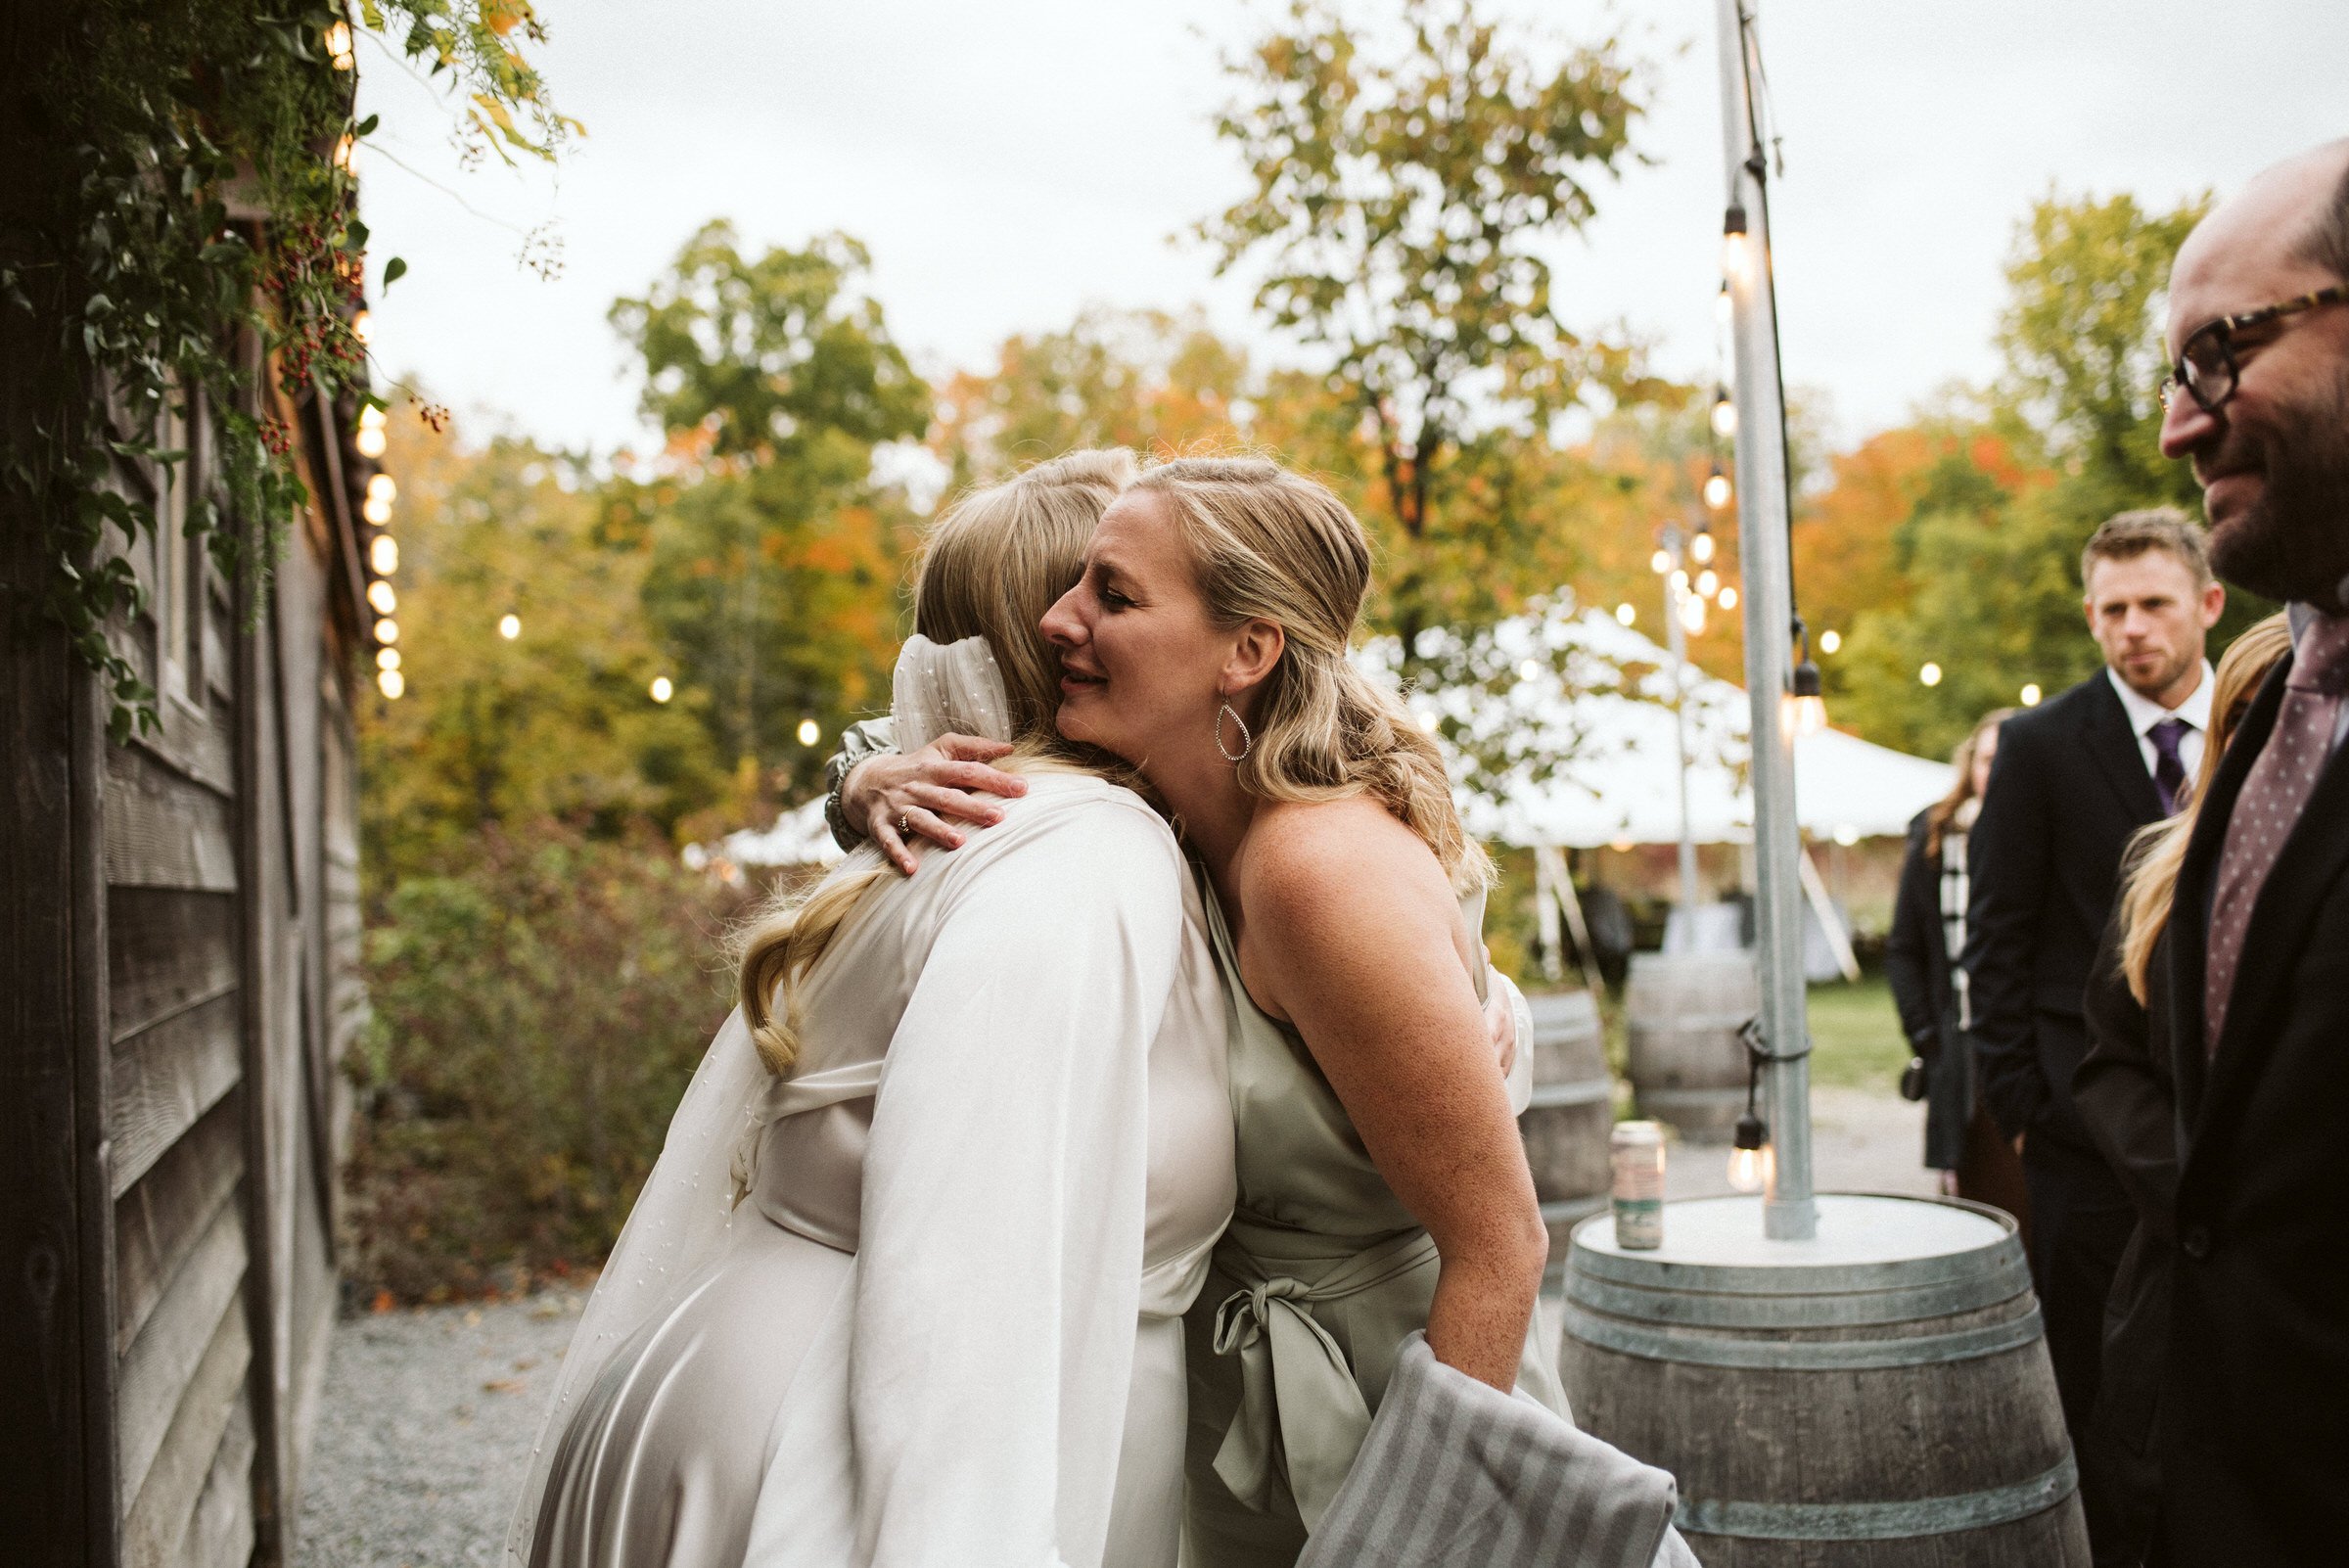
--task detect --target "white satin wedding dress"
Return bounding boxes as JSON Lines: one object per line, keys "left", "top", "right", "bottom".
{"left": 509, "top": 638, "right": 1234, "bottom": 1568}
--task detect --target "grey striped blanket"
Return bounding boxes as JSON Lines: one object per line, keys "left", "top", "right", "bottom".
{"left": 1295, "top": 1332, "right": 1694, "bottom": 1568}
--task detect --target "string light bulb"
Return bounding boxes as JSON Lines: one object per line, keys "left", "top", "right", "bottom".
{"left": 1715, "top": 282, "right": 1733, "bottom": 328}
{"left": 797, "top": 717, "right": 821, "bottom": 746}
{"left": 2021, "top": 682, "right": 2043, "bottom": 706}
{"left": 1679, "top": 589, "right": 1707, "bottom": 636}
{"left": 376, "top": 647, "right": 400, "bottom": 671}
{"left": 1696, "top": 569, "right": 1721, "bottom": 600}
{"left": 498, "top": 614, "right": 522, "bottom": 640}
{"left": 351, "top": 309, "right": 372, "bottom": 346}
{"left": 1690, "top": 529, "right": 1716, "bottom": 565}
{"left": 367, "top": 473, "right": 396, "bottom": 505}
{"left": 369, "top": 534, "right": 398, "bottom": 575}
{"left": 650, "top": 676, "right": 673, "bottom": 704}
{"left": 1719, "top": 585, "right": 1739, "bottom": 611}
{"left": 1615, "top": 603, "right": 1637, "bottom": 627}
{"left": 1710, "top": 388, "right": 1738, "bottom": 439}
{"left": 1819, "top": 628, "right": 1842, "bottom": 655}
{"left": 1727, "top": 1112, "right": 1773, "bottom": 1193}
{"left": 377, "top": 669, "right": 404, "bottom": 700}
{"left": 1721, "top": 205, "right": 1751, "bottom": 279}
{"left": 356, "top": 403, "right": 388, "bottom": 458}
{"left": 1650, "top": 547, "right": 1673, "bottom": 576}
{"left": 1919, "top": 662, "right": 1943, "bottom": 688}
{"left": 363, "top": 492, "right": 392, "bottom": 526}
{"left": 374, "top": 618, "right": 398, "bottom": 645}
{"left": 367, "top": 579, "right": 396, "bottom": 615}
{"left": 1704, "top": 468, "right": 1733, "bottom": 510}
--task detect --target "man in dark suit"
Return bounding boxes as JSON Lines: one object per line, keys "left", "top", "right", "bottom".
{"left": 1961, "top": 509, "right": 2224, "bottom": 1557}
{"left": 2130, "top": 139, "right": 2349, "bottom": 1564}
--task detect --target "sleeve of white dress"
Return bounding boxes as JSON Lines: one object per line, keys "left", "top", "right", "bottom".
{"left": 849, "top": 798, "right": 1184, "bottom": 1568}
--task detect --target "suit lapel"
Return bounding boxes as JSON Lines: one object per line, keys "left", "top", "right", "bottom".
{"left": 2082, "top": 675, "right": 2168, "bottom": 826}
{"left": 2198, "top": 682, "right": 2349, "bottom": 1139}
{"left": 2167, "top": 663, "right": 2286, "bottom": 1126}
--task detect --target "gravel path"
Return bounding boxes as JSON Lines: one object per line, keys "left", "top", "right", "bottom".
{"left": 294, "top": 1088, "right": 1938, "bottom": 1565}
{"left": 294, "top": 1287, "right": 590, "bottom": 1568}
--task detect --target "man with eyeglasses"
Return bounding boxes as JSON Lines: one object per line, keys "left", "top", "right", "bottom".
{"left": 2108, "top": 139, "right": 2349, "bottom": 1566}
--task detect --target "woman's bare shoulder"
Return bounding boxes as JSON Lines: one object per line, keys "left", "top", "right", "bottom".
{"left": 1238, "top": 797, "right": 1451, "bottom": 931}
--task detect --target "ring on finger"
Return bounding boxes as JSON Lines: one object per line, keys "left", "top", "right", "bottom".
{"left": 896, "top": 813, "right": 911, "bottom": 836}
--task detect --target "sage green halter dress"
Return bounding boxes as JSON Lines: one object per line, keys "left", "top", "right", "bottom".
{"left": 1182, "top": 876, "right": 1567, "bottom": 1565}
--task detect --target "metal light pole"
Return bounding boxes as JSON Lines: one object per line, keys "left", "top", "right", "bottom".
{"left": 1655, "top": 527, "right": 1703, "bottom": 922}
{"left": 1714, "top": 0, "right": 1816, "bottom": 1241}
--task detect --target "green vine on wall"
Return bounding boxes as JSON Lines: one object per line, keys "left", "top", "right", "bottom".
{"left": 0, "top": 1, "right": 573, "bottom": 742}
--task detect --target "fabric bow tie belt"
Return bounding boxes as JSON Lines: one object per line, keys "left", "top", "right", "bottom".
{"left": 1208, "top": 1226, "right": 1441, "bottom": 1531}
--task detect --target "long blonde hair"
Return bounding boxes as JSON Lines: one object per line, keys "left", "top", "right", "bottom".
{"left": 1129, "top": 456, "right": 1490, "bottom": 888}
{"left": 1925, "top": 709, "right": 2016, "bottom": 860}
{"left": 2117, "top": 612, "right": 2294, "bottom": 1003}
{"left": 735, "top": 449, "right": 1137, "bottom": 1074}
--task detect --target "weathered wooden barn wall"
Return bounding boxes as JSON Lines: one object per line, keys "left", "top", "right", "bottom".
{"left": 3, "top": 300, "right": 369, "bottom": 1568}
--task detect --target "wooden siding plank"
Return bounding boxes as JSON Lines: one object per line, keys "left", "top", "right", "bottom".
{"left": 119, "top": 1298, "right": 249, "bottom": 1568}
{"left": 115, "top": 1090, "right": 244, "bottom": 1359}
{"left": 109, "top": 889, "right": 239, "bottom": 1041}
{"left": 104, "top": 747, "right": 236, "bottom": 892}
{"left": 115, "top": 1196, "right": 245, "bottom": 1517}
{"left": 170, "top": 1404, "right": 253, "bottom": 1568}
{"left": 111, "top": 992, "right": 242, "bottom": 1200}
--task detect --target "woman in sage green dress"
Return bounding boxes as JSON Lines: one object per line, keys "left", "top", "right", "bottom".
{"left": 1039, "top": 456, "right": 1565, "bottom": 1563}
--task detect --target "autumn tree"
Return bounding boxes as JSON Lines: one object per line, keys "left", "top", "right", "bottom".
{"left": 612, "top": 222, "right": 931, "bottom": 798}
{"left": 1199, "top": 0, "right": 1664, "bottom": 656}
{"left": 357, "top": 408, "right": 724, "bottom": 881}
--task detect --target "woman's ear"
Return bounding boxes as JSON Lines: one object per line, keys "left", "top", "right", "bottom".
{"left": 1222, "top": 618, "right": 1284, "bottom": 701}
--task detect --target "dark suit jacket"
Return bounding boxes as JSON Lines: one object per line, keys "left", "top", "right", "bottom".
{"left": 2073, "top": 909, "right": 2180, "bottom": 1560}
{"left": 2148, "top": 655, "right": 2349, "bottom": 1563}
{"left": 1963, "top": 672, "right": 2168, "bottom": 1153}
{"left": 1885, "top": 809, "right": 1968, "bottom": 1169}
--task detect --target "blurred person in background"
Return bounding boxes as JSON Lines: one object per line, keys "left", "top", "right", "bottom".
{"left": 2128, "top": 138, "right": 2349, "bottom": 1564}
{"left": 2074, "top": 613, "right": 2292, "bottom": 1567}
{"left": 1885, "top": 708, "right": 2029, "bottom": 1229}
{"left": 1961, "top": 508, "right": 2225, "bottom": 1556}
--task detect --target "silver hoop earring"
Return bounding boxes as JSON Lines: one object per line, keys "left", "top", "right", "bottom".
{"left": 1216, "top": 701, "right": 1253, "bottom": 763}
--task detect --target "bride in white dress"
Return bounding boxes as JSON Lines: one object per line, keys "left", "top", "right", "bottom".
{"left": 508, "top": 450, "right": 1235, "bottom": 1568}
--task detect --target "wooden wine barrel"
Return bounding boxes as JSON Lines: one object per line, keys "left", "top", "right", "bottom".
{"left": 1561, "top": 1194, "right": 2088, "bottom": 1566}
{"left": 1516, "top": 991, "right": 1613, "bottom": 1271}
{"left": 1625, "top": 951, "right": 1759, "bottom": 1142}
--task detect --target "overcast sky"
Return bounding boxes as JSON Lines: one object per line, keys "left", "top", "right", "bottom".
{"left": 352, "top": 0, "right": 2345, "bottom": 460}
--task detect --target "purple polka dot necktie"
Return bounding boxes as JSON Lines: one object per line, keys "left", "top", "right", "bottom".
{"left": 2148, "top": 716, "right": 2191, "bottom": 816}
{"left": 2204, "top": 613, "right": 2349, "bottom": 1056}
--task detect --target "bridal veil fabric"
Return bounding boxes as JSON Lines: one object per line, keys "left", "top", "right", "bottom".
{"left": 507, "top": 636, "right": 1235, "bottom": 1568}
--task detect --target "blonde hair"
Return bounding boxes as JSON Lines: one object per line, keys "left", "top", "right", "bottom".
{"left": 1925, "top": 708, "right": 2016, "bottom": 860}
{"left": 736, "top": 449, "right": 1137, "bottom": 1075}
{"left": 1129, "top": 456, "right": 1491, "bottom": 888}
{"left": 2117, "top": 612, "right": 2294, "bottom": 1003}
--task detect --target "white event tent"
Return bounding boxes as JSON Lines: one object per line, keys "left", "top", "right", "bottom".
{"left": 1396, "top": 603, "right": 1954, "bottom": 851}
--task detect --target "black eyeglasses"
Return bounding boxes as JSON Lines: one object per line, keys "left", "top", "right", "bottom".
{"left": 2159, "top": 283, "right": 2349, "bottom": 415}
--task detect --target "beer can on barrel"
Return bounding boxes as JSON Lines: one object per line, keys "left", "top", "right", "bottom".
{"left": 1610, "top": 1120, "right": 1666, "bottom": 1250}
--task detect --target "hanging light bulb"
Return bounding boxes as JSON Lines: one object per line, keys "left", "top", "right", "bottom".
{"left": 1670, "top": 568, "right": 1690, "bottom": 594}
{"left": 1711, "top": 388, "right": 1738, "bottom": 439}
{"left": 356, "top": 403, "right": 388, "bottom": 458}
{"left": 1784, "top": 656, "right": 1828, "bottom": 736}
{"left": 377, "top": 668, "right": 405, "bottom": 700}
{"left": 351, "top": 309, "right": 372, "bottom": 346}
{"left": 326, "top": 21, "right": 354, "bottom": 69}
{"left": 1715, "top": 281, "right": 1734, "bottom": 328}
{"left": 1517, "top": 659, "right": 1542, "bottom": 683}
{"left": 1704, "top": 468, "right": 1733, "bottom": 510}
{"left": 1919, "top": 662, "right": 1943, "bottom": 688}
{"left": 375, "top": 647, "right": 400, "bottom": 671}
{"left": 366, "top": 579, "right": 396, "bottom": 615}
{"left": 650, "top": 676, "right": 674, "bottom": 704}
{"left": 498, "top": 613, "right": 521, "bottom": 640}
{"left": 1718, "top": 585, "right": 1739, "bottom": 611}
{"left": 363, "top": 493, "right": 392, "bottom": 526}
{"left": 374, "top": 618, "right": 398, "bottom": 645}
{"left": 1727, "top": 1111, "right": 1773, "bottom": 1193}
{"left": 367, "top": 473, "right": 397, "bottom": 505}
{"left": 1690, "top": 529, "right": 1716, "bottom": 565}
{"left": 1819, "top": 628, "right": 1842, "bottom": 655}
{"left": 1695, "top": 568, "right": 1721, "bottom": 600}
{"left": 369, "top": 534, "right": 398, "bottom": 576}
{"left": 2020, "top": 682, "right": 2044, "bottom": 707}
{"left": 1650, "top": 547, "right": 1674, "bottom": 576}
{"left": 797, "top": 717, "right": 821, "bottom": 747}
{"left": 1679, "top": 589, "right": 1707, "bottom": 636}
{"left": 1615, "top": 603, "right": 1637, "bottom": 627}
{"left": 1721, "top": 205, "right": 1751, "bottom": 279}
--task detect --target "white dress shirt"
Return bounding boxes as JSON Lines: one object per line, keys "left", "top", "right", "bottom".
{"left": 2107, "top": 660, "right": 2216, "bottom": 783}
